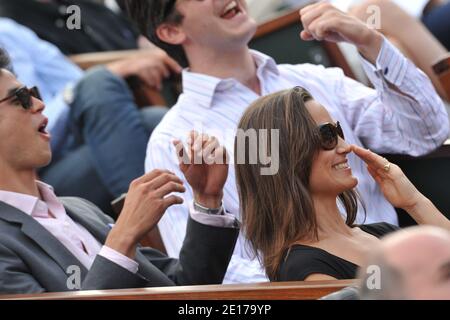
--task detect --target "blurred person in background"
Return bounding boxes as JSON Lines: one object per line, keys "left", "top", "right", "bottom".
{"left": 358, "top": 226, "right": 450, "bottom": 300}
{"left": 0, "top": 18, "right": 181, "bottom": 216}
{"left": 0, "top": 0, "right": 145, "bottom": 55}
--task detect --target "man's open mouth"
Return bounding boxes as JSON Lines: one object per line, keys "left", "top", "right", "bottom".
{"left": 220, "top": 1, "right": 242, "bottom": 19}
{"left": 38, "top": 118, "right": 48, "bottom": 135}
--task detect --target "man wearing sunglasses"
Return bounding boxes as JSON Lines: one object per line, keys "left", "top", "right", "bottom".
{"left": 0, "top": 86, "right": 42, "bottom": 109}
{"left": 0, "top": 51, "right": 239, "bottom": 294}
{"left": 125, "top": 0, "right": 449, "bottom": 284}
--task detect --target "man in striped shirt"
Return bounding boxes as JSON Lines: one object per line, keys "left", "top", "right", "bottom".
{"left": 125, "top": 0, "right": 449, "bottom": 283}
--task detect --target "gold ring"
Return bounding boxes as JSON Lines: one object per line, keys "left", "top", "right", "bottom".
{"left": 383, "top": 162, "right": 391, "bottom": 172}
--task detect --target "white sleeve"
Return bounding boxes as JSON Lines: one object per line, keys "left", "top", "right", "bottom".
{"left": 336, "top": 37, "right": 448, "bottom": 156}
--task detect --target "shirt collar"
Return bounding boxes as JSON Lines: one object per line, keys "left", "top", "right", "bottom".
{"left": 0, "top": 181, "right": 58, "bottom": 217}
{"left": 181, "top": 50, "right": 280, "bottom": 109}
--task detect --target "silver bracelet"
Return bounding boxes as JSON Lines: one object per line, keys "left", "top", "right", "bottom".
{"left": 193, "top": 201, "right": 224, "bottom": 215}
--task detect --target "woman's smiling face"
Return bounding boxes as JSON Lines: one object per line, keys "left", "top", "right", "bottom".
{"left": 305, "top": 99, "right": 358, "bottom": 197}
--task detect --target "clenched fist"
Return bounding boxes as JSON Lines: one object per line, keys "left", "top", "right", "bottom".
{"left": 299, "top": 1, "right": 383, "bottom": 64}
{"left": 173, "top": 131, "right": 229, "bottom": 209}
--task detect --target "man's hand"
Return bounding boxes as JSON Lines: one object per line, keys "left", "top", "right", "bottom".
{"left": 105, "top": 170, "right": 185, "bottom": 258}
{"left": 173, "top": 131, "right": 229, "bottom": 209}
{"left": 299, "top": 1, "right": 383, "bottom": 64}
{"left": 106, "top": 47, "right": 182, "bottom": 90}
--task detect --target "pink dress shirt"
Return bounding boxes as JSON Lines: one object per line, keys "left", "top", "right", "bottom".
{"left": 0, "top": 181, "right": 236, "bottom": 279}
{"left": 0, "top": 182, "right": 138, "bottom": 273}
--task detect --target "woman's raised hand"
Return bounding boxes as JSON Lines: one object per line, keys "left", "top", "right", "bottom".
{"left": 351, "top": 145, "right": 422, "bottom": 211}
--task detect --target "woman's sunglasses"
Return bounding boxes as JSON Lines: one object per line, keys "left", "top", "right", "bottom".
{"left": 0, "top": 86, "right": 42, "bottom": 110}
{"left": 318, "top": 121, "right": 345, "bottom": 150}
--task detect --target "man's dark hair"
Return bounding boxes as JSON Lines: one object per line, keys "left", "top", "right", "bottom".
{"left": 0, "top": 48, "right": 12, "bottom": 71}
{"left": 125, "top": 0, "right": 188, "bottom": 67}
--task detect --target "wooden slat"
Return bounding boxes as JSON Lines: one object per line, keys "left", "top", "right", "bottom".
{"left": 0, "top": 280, "right": 355, "bottom": 300}
{"left": 69, "top": 50, "right": 141, "bottom": 70}
{"left": 254, "top": 10, "right": 301, "bottom": 39}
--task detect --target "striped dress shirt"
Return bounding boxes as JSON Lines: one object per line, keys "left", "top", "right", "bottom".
{"left": 145, "top": 38, "right": 449, "bottom": 283}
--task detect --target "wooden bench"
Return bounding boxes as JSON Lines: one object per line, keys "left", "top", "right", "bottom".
{"left": 0, "top": 280, "right": 355, "bottom": 300}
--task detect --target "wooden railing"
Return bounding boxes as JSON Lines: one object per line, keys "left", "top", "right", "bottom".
{"left": 0, "top": 280, "right": 355, "bottom": 300}
{"left": 70, "top": 49, "right": 141, "bottom": 70}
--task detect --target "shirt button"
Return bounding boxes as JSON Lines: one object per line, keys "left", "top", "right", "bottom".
{"left": 384, "top": 67, "right": 389, "bottom": 75}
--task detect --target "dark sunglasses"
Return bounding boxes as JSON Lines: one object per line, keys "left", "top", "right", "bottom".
{"left": 0, "top": 86, "right": 42, "bottom": 110}
{"left": 318, "top": 121, "right": 345, "bottom": 150}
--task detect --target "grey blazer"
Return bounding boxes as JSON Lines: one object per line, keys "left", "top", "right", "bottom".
{"left": 0, "top": 197, "right": 239, "bottom": 294}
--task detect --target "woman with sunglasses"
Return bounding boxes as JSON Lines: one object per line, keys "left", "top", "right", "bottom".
{"left": 234, "top": 86, "right": 450, "bottom": 282}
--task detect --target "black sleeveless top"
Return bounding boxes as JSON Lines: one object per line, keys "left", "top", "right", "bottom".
{"left": 277, "top": 223, "right": 399, "bottom": 281}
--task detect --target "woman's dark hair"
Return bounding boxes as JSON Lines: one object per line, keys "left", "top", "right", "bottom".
{"left": 125, "top": 0, "right": 188, "bottom": 67}
{"left": 235, "top": 87, "right": 360, "bottom": 280}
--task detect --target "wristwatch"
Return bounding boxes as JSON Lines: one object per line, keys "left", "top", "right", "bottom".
{"left": 193, "top": 201, "right": 224, "bottom": 215}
